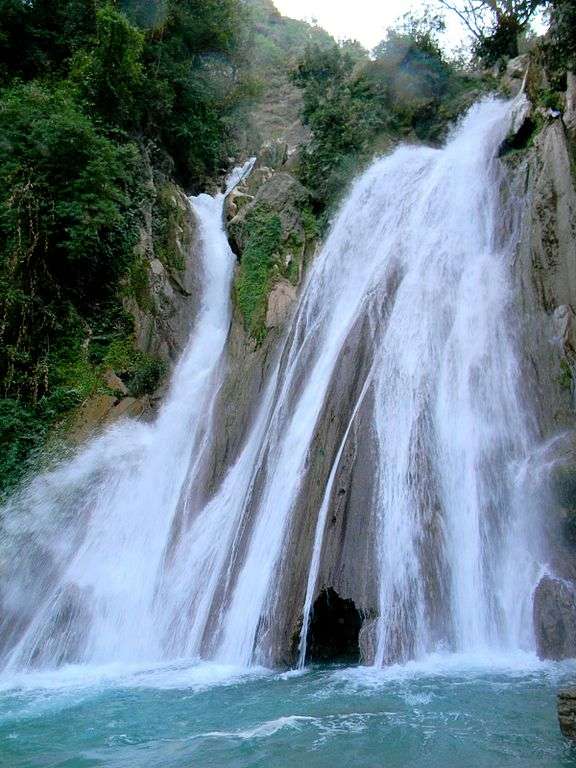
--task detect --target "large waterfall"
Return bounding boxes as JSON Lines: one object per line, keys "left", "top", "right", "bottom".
{"left": 0, "top": 97, "right": 547, "bottom": 675}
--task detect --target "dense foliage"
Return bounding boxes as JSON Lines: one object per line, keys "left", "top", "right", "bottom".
{"left": 235, "top": 206, "right": 283, "bottom": 341}
{"left": 547, "top": 0, "right": 576, "bottom": 71}
{"left": 291, "top": 14, "right": 486, "bottom": 216}
{"left": 0, "top": 0, "right": 250, "bottom": 494}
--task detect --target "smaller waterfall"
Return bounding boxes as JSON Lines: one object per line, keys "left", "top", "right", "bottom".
{"left": 0, "top": 160, "right": 254, "bottom": 671}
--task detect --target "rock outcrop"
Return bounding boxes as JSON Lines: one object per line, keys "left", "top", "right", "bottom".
{"left": 506, "top": 64, "right": 576, "bottom": 657}
{"left": 558, "top": 687, "right": 576, "bottom": 740}
{"left": 533, "top": 576, "right": 576, "bottom": 660}
{"left": 126, "top": 180, "right": 201, "bottom": 365}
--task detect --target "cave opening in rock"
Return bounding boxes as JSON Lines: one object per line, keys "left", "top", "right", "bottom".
{"left": 305, "top": 588, "right": 362, "bottom": 664}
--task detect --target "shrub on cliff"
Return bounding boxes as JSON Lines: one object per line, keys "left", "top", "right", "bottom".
{"left": 291, "top": 13, "right": 469, "bottom": 216}
{"left": 235, "top": 206, "right": 282, "bottom": 341}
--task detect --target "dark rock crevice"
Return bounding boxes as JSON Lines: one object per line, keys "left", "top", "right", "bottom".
{"left": 305, "top": 588, "right": 362, "bottom": 664}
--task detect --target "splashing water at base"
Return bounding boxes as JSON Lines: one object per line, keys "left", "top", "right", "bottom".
{"left": 0, "top": 655, "right": 573, "bottom": 768}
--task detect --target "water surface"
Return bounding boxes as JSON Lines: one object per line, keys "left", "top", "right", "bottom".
{"left": 1, "top": 654, "right": 575, "bottom": 768}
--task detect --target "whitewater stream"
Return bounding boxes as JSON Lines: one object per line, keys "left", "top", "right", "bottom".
{"left": 0, "top": 97, "right": 573, "bottom": 766}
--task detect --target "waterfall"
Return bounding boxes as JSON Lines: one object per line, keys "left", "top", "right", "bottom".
{"left": 0, "top": 96, "right": 547, "bottom": 674}
{"left": 0, "top": 160, "right": 254, "bottom": 670}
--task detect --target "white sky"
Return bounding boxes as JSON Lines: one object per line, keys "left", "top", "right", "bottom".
{"left": 274, "top": 0, "right": 464, "bottom": 50}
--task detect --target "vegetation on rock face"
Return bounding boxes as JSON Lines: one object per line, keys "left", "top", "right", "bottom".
{"left": 0, "top": 0, "right": 251, "bottom": 494}
{"left": 235, "top": 206, "right": 283, "bottom": 342}
{"left": 291, "top": 13, "right": 492, "bottom": 218}
{"left": 546, "top": 0, "right": 576, "bottom": 74}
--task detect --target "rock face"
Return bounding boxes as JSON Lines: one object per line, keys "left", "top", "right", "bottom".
{"left": 558, "top": 687, "right": 576, "bottom": 740}
{"left": 70, "top": 175, "right": 201, "bottom": 441}
{"left": 533, "top": 576, "right": 576, "bottom": 660}
{"left": 565, "top": 72, "right": 576, "bottom": 141}
{"left": 506, "top": 72, "right": 576, "bottom": 658}
{"left": 265, "top": 279, "right": 298, "bottom": 329}
{"left": 126, "top": 180, "right": 201, "bottom": 365}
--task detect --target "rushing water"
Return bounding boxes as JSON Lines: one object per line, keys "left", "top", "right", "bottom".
{"left": 0, "top": 656, "right": 574, "bottom": 768}
{"left": 0, "top": 95, "right": 571, "bottom": 764}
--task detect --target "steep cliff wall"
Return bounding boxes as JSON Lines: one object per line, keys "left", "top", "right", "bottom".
{"left": 69, "top": 173, "right": 202, "bottom": 442}
{"left": 504, "top": 63, "right": 576, "bottom": 660}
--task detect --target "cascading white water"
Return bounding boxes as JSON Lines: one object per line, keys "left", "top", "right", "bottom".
{"left": 0, "top": 160, "right": 254, "bottom": 670}
{"left": 0, "top": 96, "right": 547, "bottom": 675}
{"left": 216, "top": 95, "right": 544, "bottom": 667}
{"left": 368, "top": 97, "right": 542, "bottom": 664}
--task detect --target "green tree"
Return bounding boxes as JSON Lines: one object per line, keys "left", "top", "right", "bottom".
{"left": 437, "top": 0, "right": 544, "bottom": 62}
{"left": 0, "top": 81, "right": 143, "bottom": 403}
{"left": 547, "top": 0, "right": 576, "bottom": 70}
{"left": 71, "top": 4, "right": 145, "bottom": 129}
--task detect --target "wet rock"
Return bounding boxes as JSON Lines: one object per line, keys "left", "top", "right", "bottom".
{"left": 533, "top": 576, "right": 576, "bottom": 660}
{"left": 558, "top": 687, "right": 576, "bottom": 740}
{"left": 28, "top": 584, "right": 92, "bottom": 668}
{"left": 527, "top": 122, "right": 576, "bottom": 311}
{"left": 359, "top": 619, "right": 378, "bottom": 665}
{"left": 553, "top": 304, "right": 576, "bottom": 357}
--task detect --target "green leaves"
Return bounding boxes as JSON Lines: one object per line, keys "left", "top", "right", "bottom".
{"left": 235, "top": 206, "right": 282, "bottom": 341}
{"left": 0, "top": 0, "right": 250, "bottom": 493}
{"left": 0, "top": 80, "right": 143, "bottom": 409}
{"left": 71, "top": 4, "right": 145, "bottom": 129}
{"left": 292, "top": 26, "right": 470, "bottom": 216}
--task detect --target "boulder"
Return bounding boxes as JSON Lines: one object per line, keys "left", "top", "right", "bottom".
{"left": 533, "top": 575, "right": 576, "bottom": 660}
{"left": 558, "top": 687, "right": 576, "bottom": 740}
{"left": 265, "top": 279, "right": 297, "bottom": 329}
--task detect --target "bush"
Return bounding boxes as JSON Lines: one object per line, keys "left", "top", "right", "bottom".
{"left": 235, "top": 206, "right": 282, "bottom": 341}
{"left": 71, "top": 4, "right": 145, "bottom": 129}
{"left": 291, "top": 18, "right": 461, "bottom": 216}
{"left": 103, "top": 339, "right": 167, "bottom": 397}
{"left": 0, "top": 399, "right": 47, "bottom": 495}
{"left": 0, "top": 81, "right": 144, "bottom": 403}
